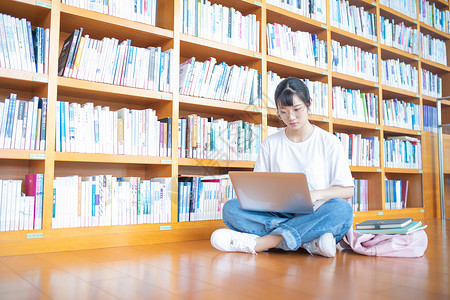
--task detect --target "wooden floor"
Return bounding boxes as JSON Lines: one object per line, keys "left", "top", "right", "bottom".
{"left": 0, "top": 219, "right": 449, "bottom": 300}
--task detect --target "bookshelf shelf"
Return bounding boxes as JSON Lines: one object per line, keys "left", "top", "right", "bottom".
{"left": 180, "top": 34, "right": 261, "bottom": 66}
{"left": 178, "top": 158, "right": 255, "bottom": 168}
{"left": 179, "top": 95, "right": 262, "bottom": 115}
{"left": 0, "top": 69, "right": 48, "bottom": 90}
{"left": 419, "top": 22, "right": 450, "bottom": 40}
{"left": 331, "top": 26, "right": 378, "bottom": 50}
{"left": 381, "top": 85, "right": 420, "bottom": 99}
{"left": 266, "top": 56, "right": 328, "bottom": 79}
{"left": 57, "top": 77, "right": 172, "bottom": 104}
{"left": 0, "top": 149, "right": 46, "bottom": 160}
{"left": 333, "top": 118, "right": 380, "bottom": 130}
{"left": 383, "top": 126, "right": 422, "bottom": 136}
{"left": 350, "top": 166, "right": 381, "bottom": 173}
{"left": 380, "top": 44, "right": 419, "bottom": 63}
{"left": 54, "top": 152, "right": 171, "bottom": 165}
{"left": 60, "top": 4, "right": 174, "bottom": 45}
{"left": 4, "top": 0, "right": 51, "bottom": 24}
{"left": 266, "top": 4, "right": 326, "bottom": 33}
{"left": 384, "top": 168, "right": 423, "bottom": 174}
{"left": 331, "top": 72, "right": 379, "bottom": 90}
{"left": 420, "top": 58, "right": 450, "bottom": 74}
{"left": 379, "top": 4, "right": 418, "bottom": 26}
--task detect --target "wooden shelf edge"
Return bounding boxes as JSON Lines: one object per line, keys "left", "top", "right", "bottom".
{"left": 333, "top": 118, "right": 379, "bottom": 129}
{"left": 180, "top": 34, "right": 260, "bottom": 58}
{"left": 381, "top": 85, "right": 419, "bottom": 98}
{"left": 384, "top": 167, "right": 423, "bottom": 174}
{"left": 378, "top": 4, "right": 417, "bottom": 24}
{"left": 60, "top": 3, "right": 173, "bottom": 39}
{"left": 380, "top": 44, "right": 419, "bottom": 61}
{"left": 383, "top": 126, "right": 422, "bottom": 136}
{"left": 12, "top": 0, "right": 52, "bottom": 8}
{"left": 178, "top": 158, "right": 255, "bottom": 168}
{"left": 266, "top": 55, "right": 327, "bottom": 75}
{"left": 0, "top": 68, "right": 48, "bottom": 84}
{"left": 419, "top": 22, "right": 450, "bottom": 40}
{"left": 0, "top": 149, "right": 46, "bottom": 160}
{"left": 266, "top": 3, "right": 326, "bottom": 30}
{"left": 55, "top": 152, "right": 171, "bottom": 164}
{"left": 57, "top": 77, "right": 172, "bottom": 101}
{"left": 350, "top": 166, "right": 381, "bottom": 173}
{"left": 179, "top": 95, "right": 261, "bottom": 113}
{"left": 331, "top": 25, "right": 377, "bottom": 47}
{"left": 0, "top": 223, "right": 226, "bottom": 256}
{"left": 332, "top": 72, "right": 378, "bottom": 87}
{"left": 420, "top": 57, "right": 450, "bottom": 73}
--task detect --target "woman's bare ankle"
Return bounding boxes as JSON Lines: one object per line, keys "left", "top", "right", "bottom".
{"left": 254, "top": 234, "right": 284, "bottom": 252}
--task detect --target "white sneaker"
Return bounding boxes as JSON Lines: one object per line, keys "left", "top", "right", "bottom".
{"left": 210, "top": 229, "right": 259, "bottom": 254}
{"left": 302, "top": 233, "right": 336, "bottom": 258}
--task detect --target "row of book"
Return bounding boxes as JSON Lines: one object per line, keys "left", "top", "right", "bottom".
{"left": 178, "top": 174, "right": 235, "bottom": 222}
{"left": 181, "top": 0, "right": 260, "bottom": 52}
{"left": 61, "top": 0, "right": 157, "bottom": 26}
{"left": 419, "top": 0, "right": 450, "bottom": 34}
{"left": 0, "top": 94, "right": 47, "bottom": 151}
{"left": 423, "top": 105, "right": 437, "bottom": 133}
{"left": 267, "top": 71, "right": 328, "bottom": 116}
{"left": 422, "top": 69, "right": 443, "bottom": 98}
{"left": 330, "top": 40, "right": 378, "bottom": 82}
{"left": 382, "top": 99, "right": 421, "bottom": 131}
{"left": 0, "top": 13, "right": 49, "bottom": 74}
{"left": 179, "top": 57, "right": 262, "bottom": 106}
{"left": 266, "top": 0, "right": 326, "bottom": 23}
{"left": 379, "top": 18, "right": 419, "bottom": 55}
{"left": 266, "top": 23, "right": 328, "bottom": 70}
{"left": 380, "top": 0, "right": 417, "bottom": 19}
{"left": 331, "top": 87, "right": 379, "bottom": 124}
{"left": 52, "top": 175, "right": 172, "bottom": 229}
{"left": 385, "top": 179, "right": 409, "bottom": 210}
{"left": 420, "top": 33, "right": 447, "bottom": 66}
{"left": 346, "top": 179, "right": 368, "bottom": 212}
{"left": 335, "top": 133, "right": 380, "bottom": 167}
{"left": 178, "top": 115, "right": 261, "bottom": 161}
{"left": 0, "top": 174, "right": 43, "bottom": 232}
{"left": 381, "top": 59, "right": 419, "bottom": 93}
{"left": 384, "top": 136, "right": 422, "bottom": 169}
{"left": 330, "top": 0, "right": 377, "bottom": 41}
{"left": 58, "top": 28, "right": 174, "bottom": 92}
{"left": 56, "top": 101, "right": 171, "bottom": 157}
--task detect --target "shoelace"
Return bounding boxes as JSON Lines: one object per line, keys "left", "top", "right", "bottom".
{"left": 230, "top": 237, "right": 257, "bottom": 254}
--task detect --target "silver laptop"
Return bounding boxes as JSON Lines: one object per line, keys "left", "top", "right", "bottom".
{"left": 228, "top": 171, "right": 314, "bottom": 214}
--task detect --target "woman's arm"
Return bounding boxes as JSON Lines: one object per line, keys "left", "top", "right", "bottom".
{"left": 310, "top": 185, "right": 354, "bottom": 203}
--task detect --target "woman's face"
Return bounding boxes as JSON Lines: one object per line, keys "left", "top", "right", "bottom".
{"left": 277, "top": 95, "right": 309, "bottom": 129}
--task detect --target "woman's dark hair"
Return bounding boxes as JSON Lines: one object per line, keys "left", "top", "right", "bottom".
{"left": 274, "top": 77, "right": 311, "bottom": 109}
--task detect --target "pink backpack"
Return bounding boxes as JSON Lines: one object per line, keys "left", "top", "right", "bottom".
{"left": 339, "top": 229, "right": 428, "bottom": 257}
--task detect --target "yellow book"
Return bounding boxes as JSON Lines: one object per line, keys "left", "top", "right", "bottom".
{"left": 71, "top": 36, "right": 86, "bottom": 78}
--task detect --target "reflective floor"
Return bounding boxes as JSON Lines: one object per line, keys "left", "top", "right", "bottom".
{"left": 0, "top": 219, "right": 449, "bottom": 300}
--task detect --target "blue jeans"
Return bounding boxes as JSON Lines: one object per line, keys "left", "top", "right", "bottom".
{"left": 222, "top": 198, "right": 353, "bottom": 251}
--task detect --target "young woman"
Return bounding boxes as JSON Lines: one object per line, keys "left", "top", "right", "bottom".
{"left": 210, "top": 77, "right": 354, "bottom": 257}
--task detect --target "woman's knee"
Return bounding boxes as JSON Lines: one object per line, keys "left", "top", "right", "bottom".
{"left": 323, "top": 198, "right": 354, "bottom": 223}
{"left": 222, "top": 198, "right": 240, "bottom": 222}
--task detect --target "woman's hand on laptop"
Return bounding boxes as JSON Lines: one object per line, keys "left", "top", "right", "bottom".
{"left": 310, "top": 186, "right": 354, "bottom": 203}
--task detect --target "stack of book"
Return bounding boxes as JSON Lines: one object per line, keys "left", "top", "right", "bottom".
{"left": 421, "top": 69, "right": 442, "bottom": 98}
{"left": 420, "top": 33, "right": 447, "bottom": 65}
{"left": 178, "top": 174, "right": 235, "bottom": 222}
{"left": 332, "top": 87, "right": 378, "bottom": 124}
{"left": 0, "top": 94, "right": 47, "bottom": 151}
{"left": 355, "top": 218, "right": 427, "bottom": 234}
{"left": 380, "top": 18, "right": 419, "bottom": 55}
{"left": 52, "top": 175, "right": 172, "bottom": 228}
{"left": 382, "top": 99, "right": 421, "bottom": 131}
{"left": 0, "top": 13, "right": 49, "bottom": 74}
{"left": 381, "top": 59, "right": 419, "bottom": 93}
{"left": 58, "top": 28, "right": 174, "bottom": 92}
{"left": 0, "top": 174, "right": 44, "bottom": 232}
{"left": 334, "top": 133, "right": 380, "bottom": 167}
{"left": 384, "top": 136, "right": 422, "bottom": 169}
{"left": 178, "top": 115, "right": 261, "bottom": 161}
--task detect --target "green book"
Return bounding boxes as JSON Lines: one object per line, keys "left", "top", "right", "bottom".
{"left": 355, "top": 221, "right": 426, "bottom": 234}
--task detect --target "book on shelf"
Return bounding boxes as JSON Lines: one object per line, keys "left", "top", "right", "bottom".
{"left": 266, "top": 23, "right": 328, "bottom": 69}
{"left": 421, "top": 69, "right": 443, "bottom": 98}
{"left": 355, "top": 221, "right": 426, "bottom": 234}
{"left": 418, "top": 0, "right": 450, "bottom": 34}
{"left": 381, "top": 59, "right": 419, "bottom": 93}
{"left": 385, "top": 179, "right": 409, "bottom": 210}
{"left": 423, "top": 105, "right": 438, "bottom": 133}
{"left": 380, "top": 17, "right": 419, "bottom": 55}
{"left": 266, "top": 0, "right": 326, "bottom": 23}
{"left": 178, "top": 174, "right": 235, "bottom": 222}
{"left": 61, "top": 0, "right": 157, "bottom": 26}
{"left": 332, "top": 87, "right": 378, "bottom": 124}
{"left": 347, "top": 179, "right": 368, "bottom": 212}
{"left": 179, "top": 57, "right": 262, "bottom": 106}
{"left": 52, "top": 175, "right": 172, "bottom": 229}
{"left": 0, "top": 94, "right": 47, "bottom": 150}
{"left": 181, "top": 0, "right": 260, "bottom": 52}
{"left": 335, "top": 133, "right": 380, "bottom": 167}
{"left": 58, "top": 29, "right": 174, "bottom": 92}
{"left": 382, "top": 99, "right": 421, "bottom": 131}
{"left": 0, "top": 175, "right": 43, "bottom": 232}
{"left": 356, "top": 218, "right": 413, "bottom": 230}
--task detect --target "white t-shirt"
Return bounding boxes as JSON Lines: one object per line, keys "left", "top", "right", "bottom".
{"left": 254, "top": 126, "right": 354, "bottom": 192}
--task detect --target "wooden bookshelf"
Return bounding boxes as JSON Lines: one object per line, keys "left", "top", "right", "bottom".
{"left": 0, "top": 0, "right": 448, "bottom": 256}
